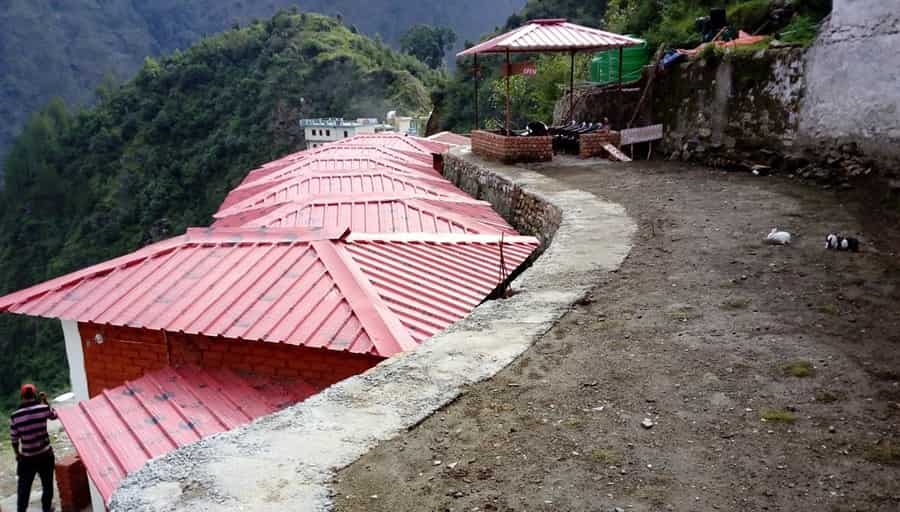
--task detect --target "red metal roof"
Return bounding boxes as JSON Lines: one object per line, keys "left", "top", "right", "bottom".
{"left": 345, "top": 233, "right": 536, "bottom": 343}
{"left": 215, "top": 172, "right": 469, "bottom": 220}
{"left": 458, "top": 19, "right": 642, "bottom": 56}
{"left": 57, "top": 365, "right": 323, "bottom": 504}
{"left": 214, "top": 195, "right": 517, "bottom": 235}
{"left": 225, "top": 155, "right": 447, "bottom": 203}
{"left": 334, "top": 132, "right": 450, "bottom": 155}
{"left": 427, "top": 131, "right": 472, "bottom": 146}
{"left": 236, "top": 145, "right": 438, "bottom": 190}
{"left": 0, "top": 227, "right": 538, "bottom": 357}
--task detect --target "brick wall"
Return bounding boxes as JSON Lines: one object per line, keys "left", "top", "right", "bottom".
{"left": 579, "top": 130, "right": 622, "bottom": 159}
{"left": 56, "top": 454, "right": 91, "bottom": 512}
{"left": 471, "top": 130, "right": 552, "bottom": 164}
{"left": 79, "top": 323, "right": 381, "bottom": 396}
{"left": 80, "top": 324, "right": 168, "bottom": 397}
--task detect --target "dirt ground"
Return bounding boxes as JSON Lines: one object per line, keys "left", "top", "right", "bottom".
{"left": 333, "top": 160, "right": 900, "bottom": 512}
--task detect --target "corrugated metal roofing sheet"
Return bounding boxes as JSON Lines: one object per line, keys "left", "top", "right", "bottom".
{"left": 236, "top": 145, "right": 438, "bottom": 190}
{"left": 0, "top": 228, "right": 538, "bottom": 357}
{"left": 215, "top": 172, "right": 469, "bottom": 220}
{"left": 335, "top": 133, "right": 450, "bottom": 155}
{"left": 57, "top": 365, "right": 323, "bottom": 504}
{"left": 427, "top": 131, "right": 472, "bottom": 146}
{"left": 458, "top": 19, "right": 642, "bottom": 56}
{"left": 214, "top": 195, "right": 517, "bottom": 235}
{"left": 345, "top": 234, "right": 536, "bottom": 343}
{"left": 224, "top": 156, "right": 447, "bottom": 206}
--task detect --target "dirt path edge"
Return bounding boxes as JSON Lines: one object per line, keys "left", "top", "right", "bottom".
{"left": 109, "top": 149, "right": 636, "bottom": 512}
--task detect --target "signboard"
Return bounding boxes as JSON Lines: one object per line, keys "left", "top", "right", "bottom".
{"left": 502, "top": 61, "right": 538, "bottom": 77}
{"left": 620, "top": 124, "right": 664, "bottom": 146}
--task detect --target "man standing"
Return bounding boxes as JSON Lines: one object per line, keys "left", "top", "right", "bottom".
{"left": 9, "top": 384, "right": 57, "bottom": 512}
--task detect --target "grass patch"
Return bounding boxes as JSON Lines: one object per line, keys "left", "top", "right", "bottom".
{"left": 778, "top": 15, "right": 819, "bottom": 47}
{"left": 782, "top": 360, "right": 815, "bottom": 378}
{"left": 565, "top": 418, "right": 582, "bottom": 428}
{"left": 865, "top": 443, "right": 900, "bottom": 466}
{"left": 760, "top": 409, "right": 797, "bottom": 423}
{"left": 721, "top": 297, "right": 751, "bottom": 310}
{"left": 815, "top": 389, "right": 841, "bottom": 403}
{"left": 590, "top": 448, "right": 622, "bottom": 465}
{"left": 727, "top": 0, "right": 770, "bottom": 32}
{"left": 817, "top": 303, "right": 840, "bottom": 316}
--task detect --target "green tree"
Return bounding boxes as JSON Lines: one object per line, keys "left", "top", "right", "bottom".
{"left": 400, "top": 25, "right": 457, "bottom": 69}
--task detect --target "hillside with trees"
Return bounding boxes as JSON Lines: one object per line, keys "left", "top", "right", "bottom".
{"left": 0, "top": 11, "right": 441, "bottom": 420}
{"left": 0, "top": 0, "right": 525, "bottom": 175}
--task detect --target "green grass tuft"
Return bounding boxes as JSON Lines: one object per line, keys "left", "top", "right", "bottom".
{"left": 817, "top": 303, "right": 840, "bottom": 316}
{"left": 783, "top": 360, "right": 815, "bottom": 378}
{"left": 590, "top": 448, "right": 622, "bottom": 465}
{"left": 727, "top": 0, "right": 771, "bottom": 32}
{"left": 778, "top": 15, "right": 820, "bottom": 47}
{"left": 761, "top": 409, "right": 797, "bottom": 423}
{"left": 865, "top": 443, "right": 900, "bottom": 466}
{"left": 815, "top": 389, "right": 841, "bottom": 403}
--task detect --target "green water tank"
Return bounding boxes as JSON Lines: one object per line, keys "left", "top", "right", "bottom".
{"left": 590, "top": 38, "right": 649, "bottom": 85}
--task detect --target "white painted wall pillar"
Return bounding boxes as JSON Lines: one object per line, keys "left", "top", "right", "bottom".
{"left": 89, "top": 477, "right": 107, "bottom": 512}
{"left": 60, "top": 319, "right": 89, "bottom": 402}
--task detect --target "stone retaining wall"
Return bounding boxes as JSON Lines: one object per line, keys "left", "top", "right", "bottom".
{"left": 442, "top": 154, "right": 560, "bottom": 247}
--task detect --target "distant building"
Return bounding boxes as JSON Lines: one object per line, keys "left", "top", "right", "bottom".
{"left": 385, "top": 110, "right": 429, "bottom": 136}
{"left": 300, "top": 118, "right": 382, "bottom": 148}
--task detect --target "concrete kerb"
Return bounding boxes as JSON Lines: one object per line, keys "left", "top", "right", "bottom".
{"left": 109, "top": 148, "right": 636, "bottom": 511}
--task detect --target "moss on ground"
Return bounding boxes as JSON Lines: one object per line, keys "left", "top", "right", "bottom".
{"left": 761, "top": 409, "right": 797, "bottom": 423}
{"left": 590, "top": 448, "right": 622, "bottom": 465}
{"left": 865, "top": 443, "right": 900, "bottom": 466}
{"left": 783, "top": 360, "right": 815, "bottom": 378}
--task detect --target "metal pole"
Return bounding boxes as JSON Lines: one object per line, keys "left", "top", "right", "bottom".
{"left": 505, "top": 50, "right": 511, "bottom": 136}
{"left": 473, "top": 53, "right": 479, "bottom": 131}
{"left": 618, "top": 47, "right": 624, "bottom": 91}
{"left": 618, "top": 47, "right": 624, "bottom": 128}
{"left": 569, "top": 50, "right": 575, "bottom": 122}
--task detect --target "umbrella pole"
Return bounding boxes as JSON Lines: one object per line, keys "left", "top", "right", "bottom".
{"left": 618, "top": 47, "right": 624, "bottom": 91}
{"left": 505, "top": 50, "right": 511, "bottom": 136}
{"left": 569, "top": 50, "right": 575, "bottom": 122}
{"left": 474, "top": 53, "right": 479, "bottom": 130}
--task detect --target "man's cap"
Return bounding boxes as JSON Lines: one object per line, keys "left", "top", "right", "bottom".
{"left": 20, "top": 383, "right": 37, "bottom": 398}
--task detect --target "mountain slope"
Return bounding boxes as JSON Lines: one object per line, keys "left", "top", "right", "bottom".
{"left": 0, "top": 0, "right": 525, "bottom": 174}
{"left": 0, "top": 11, "right": 440, "bottom": 412}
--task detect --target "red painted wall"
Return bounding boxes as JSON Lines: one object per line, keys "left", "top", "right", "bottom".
{"left": 78, "top": 323, "right": 381, "bottom": 397}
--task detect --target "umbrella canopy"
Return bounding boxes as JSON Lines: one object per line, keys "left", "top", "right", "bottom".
{"left": 457, "top": 19, "right": 642, "bottom": 56}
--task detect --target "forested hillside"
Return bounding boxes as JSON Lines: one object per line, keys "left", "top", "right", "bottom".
{"left": 0, "top": 11, "right": 440, "bottom": 416}
{"left": 0, "top": 0, "right": 525, "bottom": 174}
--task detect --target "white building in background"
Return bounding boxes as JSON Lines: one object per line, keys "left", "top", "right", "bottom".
{"left": 300, "top": 118, "right": 382, "bottom": 149}
{"left": 386, "top": 110, "right": 428, "bottom": 137}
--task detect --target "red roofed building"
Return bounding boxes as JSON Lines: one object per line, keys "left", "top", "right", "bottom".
{"left": 0, "top": 132, "right": 535, "bottom": 510}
